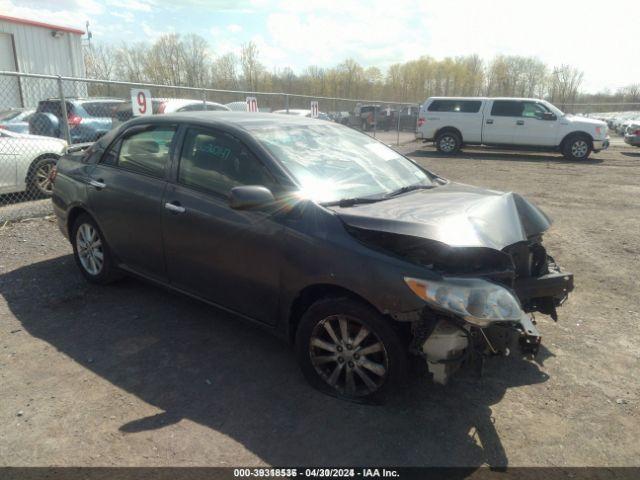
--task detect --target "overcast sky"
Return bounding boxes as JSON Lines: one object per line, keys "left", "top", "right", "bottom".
{"left": 2, "top": 0, "right": 638, "bottom": 93}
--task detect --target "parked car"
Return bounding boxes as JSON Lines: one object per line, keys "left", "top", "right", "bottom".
{"left": 273, "top": 109, "right": 331, "bottom": 120}
{"left": 29, "top": 98, "right": 125, "bottom": 144}
{"left": 0, "top": 108, "right": 35, "bottom": 134}
{"left": 416, "top": 97, "right": 610, "bottom": 160}
{"left": 112, "top": 99, "right": 230, "bottom": 127}
{"left": 624, "top": 121, "right": 640, "bottom": 147}
{"left": 349, "top": 104, "right": 396, "bottom": 131}
{"left": 398, "top": 105, "right": 419, "bottom": 131}
{"left": 52, "top": 112, "right": 573, "bottom": 401}
{"left": 0, "top": 129, "right": 66, "bottom": 197}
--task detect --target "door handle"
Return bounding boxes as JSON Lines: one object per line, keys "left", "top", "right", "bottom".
{"left": 88, "top": 179, "right": 106, "bottom": 189}
{"left": 164, "top": 201, "right": 186, "bottom": 214}
{"left": 486, "top": 119, "right": 494, "bottom": 124}
{"left": 516, "top": 120, "right": 525, "bottom": 125}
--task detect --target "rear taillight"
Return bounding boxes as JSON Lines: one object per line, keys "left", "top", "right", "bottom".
{"left": 634, "top": 129, "right": 640, "bottom": 136}
{"left": 0, "top": 125, "right": 5, "bottom": 129}
{"left": 67, "top": 114, "right": 82, "bottom": 127}
{"left": 157, "top": 102, "right": 167, "bottom": 114}
{"left": 417, "top": 117, "right": 426, "bottom": 127}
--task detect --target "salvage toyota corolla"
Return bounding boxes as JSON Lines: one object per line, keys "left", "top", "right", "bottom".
{"left": 52, "top": 112, "right": 573, "bottom": 401}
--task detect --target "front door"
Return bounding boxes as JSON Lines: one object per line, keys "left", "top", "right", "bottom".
{"left": 87, "top": 124, "right": 176, "bottom": 281}
{"left": 162, "top": 126, "right": 284, "bottom": 325}
{"left": 510, "top": 101, "right": 559, "bottom": 146}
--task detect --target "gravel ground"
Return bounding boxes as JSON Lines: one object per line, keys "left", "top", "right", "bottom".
{"left": 0, "top": 143, "right": 639, "bottom": 469}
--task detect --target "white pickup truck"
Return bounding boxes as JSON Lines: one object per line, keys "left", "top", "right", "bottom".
{"left": 416, "top": 97, "right": 610, "bottom": 160}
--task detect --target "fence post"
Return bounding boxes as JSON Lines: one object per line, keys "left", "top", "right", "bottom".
{"left": 372, "top": 105, "right": 377, "bottom": 138}
{"left": 284, "top": 94, "right": 289, "bottom": 113}
{"left": 397, "top": 104, "right": 401, "bottom": 146}
{"left": 202, "top": 89, "right": 207, "bottom": 107}
{"left": 57, "top": 76, "right": 71, "bottom": 144}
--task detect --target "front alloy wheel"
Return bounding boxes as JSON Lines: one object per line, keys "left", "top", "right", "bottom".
{"left": 296, "top": 297, "right": 406, "bottom": 402}
{"left": 571, "top": 139, "right": 589, "bottom": 159}
{"left": 309, "top": 315, "right": 389, "bottom": 397}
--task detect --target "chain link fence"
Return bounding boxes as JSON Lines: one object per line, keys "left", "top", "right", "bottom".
{"left": 0, "top": 70, "right": 419, "bottom": 222}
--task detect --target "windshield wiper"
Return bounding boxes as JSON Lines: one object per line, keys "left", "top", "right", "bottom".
{"left": 385, "top": 183, "right": 435, "bottom": 198}
{"left": 322, "top": 196, "right": 386, "bottom": 207}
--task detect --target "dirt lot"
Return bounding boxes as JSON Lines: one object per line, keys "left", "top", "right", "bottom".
{"left": 0, "top": 144, "right": 639, "bottom": 469}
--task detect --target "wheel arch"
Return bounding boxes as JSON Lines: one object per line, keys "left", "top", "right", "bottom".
{"left": 560, "top": 131, "right": 593, "bottom": 150}
{"left": 287, "top": 283, "right": 385, "bottom": 344}
{"left": 66, "top": 205, "right": 91, "bottom": 238}
{"left": 434, "top": 126, "right": 463, "bottom": 144}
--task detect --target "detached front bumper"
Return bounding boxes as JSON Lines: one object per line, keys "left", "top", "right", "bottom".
{"left": 592, "top": 136, "right": 610, "bottom": 152}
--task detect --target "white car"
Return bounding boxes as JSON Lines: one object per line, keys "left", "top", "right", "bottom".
{"left": 273, "top": 109, "right": 331, "bottom": 120}
{"left": 416, "top": 97, "right": 610, "bottom": 160}
{"left": 0, "top": 129, "right": 66, "bottom": 197}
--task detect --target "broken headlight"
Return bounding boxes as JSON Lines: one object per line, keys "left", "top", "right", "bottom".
{"left": 404, "top": 276, "right": 523, "bottom": 327}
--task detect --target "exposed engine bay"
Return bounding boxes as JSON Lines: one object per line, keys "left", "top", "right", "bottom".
{"left": 332, "top": 182, "right": 574, "bottom": 384}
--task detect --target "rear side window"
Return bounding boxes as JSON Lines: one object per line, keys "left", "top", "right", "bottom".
{"left": 82, "top": 102, "right": 122, "bottom": 117}
{"left": 490, "top": 101, "right": 523, "bottom": 117}
{"left": 178, "top": 127, "right": 275, "bottom": 196}
{"left": 38, "top": 101, "right": 71, "bottom": 118}
{"left": 114, "top": 126, "right": 176, "bottom": 178}
{"left": 427, "top": 100, "right": 482, "bottom": 113}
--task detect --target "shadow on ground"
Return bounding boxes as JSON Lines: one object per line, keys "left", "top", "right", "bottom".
{"left": 1, "top": 256, "right": 550, "bottom": 469}
{"left": 409, "top": 148, "right": 604, "bottom": 165}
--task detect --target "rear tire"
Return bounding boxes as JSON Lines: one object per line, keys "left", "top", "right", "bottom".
{"left": 27, "top": 156, "right": 57, "bottom": 198}
{"left": 435, "top": 131, "right": 461, "bottom": 154}
{"left": 71, "top": 214, "right": 121, "bottom": 284}
{"left": 562, "top": 134, "right": 592, "bottom": 160}
{"left": 295, "top": 296, "right": 407, "bottom": 403}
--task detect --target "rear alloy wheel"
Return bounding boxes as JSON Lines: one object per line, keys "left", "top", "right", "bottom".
{"left": 563, "top": 135, "right": 592, "bottom": 160}
{"left": 28, "top": 157, "right": 57, "bottom": 197}
{"left": 71, "top": 214, "right": 121, "bottom": 284}
{"left": 435, "top": 131, "right": 461, "bottom": 154}
{"left": 296, "top": 297, "right": 406, "bottom": 402}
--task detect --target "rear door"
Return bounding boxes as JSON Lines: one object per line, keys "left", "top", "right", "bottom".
{"left": 425, "top": 99, "right": 483, "bottom": 143}
{"left": 162, "top": 125, "right": 284, "bottom": 325}
{"left": 87, "top": 123, "right": 176, "bottom": 281}
{"left": 510, "top": 101, "right": 559, "bottom": 146}
{"left": 482, "top": 100, "right": 521, "bottom": 144}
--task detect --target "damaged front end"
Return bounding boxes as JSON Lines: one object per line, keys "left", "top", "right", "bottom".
{"left": 346, "top": 226, "right": 573, "bottom": 385}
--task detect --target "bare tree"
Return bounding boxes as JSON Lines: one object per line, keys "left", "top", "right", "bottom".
{"left": 240, "top": 41, "right": 262, "bottom": 91}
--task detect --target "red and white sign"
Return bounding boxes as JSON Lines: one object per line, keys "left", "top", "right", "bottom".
{"left": 246, "top": 96, "right": 258, "bottom": 112}
{"left": 131, "top": 89, "right": 152, "bottom": 116}
{"left": 310, "top": 101, "right": 319, "bottom": 118}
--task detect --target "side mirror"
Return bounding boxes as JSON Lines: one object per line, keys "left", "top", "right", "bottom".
{"left": 229, "top": 185, "right": 275, "bottom": 210}
{"left": 541, "top": 112, "right": 557, "bottom": 121}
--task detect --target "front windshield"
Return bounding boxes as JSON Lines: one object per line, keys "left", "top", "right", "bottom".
{"left": 253, "top": 123, "right": 432, "bottom": 203}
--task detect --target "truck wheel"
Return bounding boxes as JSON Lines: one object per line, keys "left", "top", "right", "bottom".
{"left": 435, "top": 131, "right": 461, "bottom": 154}
{"left": 295, "top": 296, "right": 407, "bottom": 403}
{"left": 562, "top": 134, "right": 592, "bottom": 160}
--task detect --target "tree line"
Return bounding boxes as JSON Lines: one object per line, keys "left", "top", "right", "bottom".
{"left": 84, "top": 33, "right": 640, "bottom": 112}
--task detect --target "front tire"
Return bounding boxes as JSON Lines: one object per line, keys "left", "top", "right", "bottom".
{"left": 295, "top": 297, "right": 407, "bottom": 402}
{"left": 435, "top": 131, "right": 461, "bottom": 154}
{"left": 71, "top": 214, "right": 121, "bottom": 284}
{"left": 562, "top": 134, "right": 592, "bottom": 160}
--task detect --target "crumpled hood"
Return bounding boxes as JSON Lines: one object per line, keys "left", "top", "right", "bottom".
{"left": 330, "top": 182, "right": 552, "bottom": 251}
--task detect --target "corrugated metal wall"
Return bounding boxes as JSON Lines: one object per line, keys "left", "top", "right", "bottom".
{"left": 0, "top": 19, "right": 87, "bottom": 109}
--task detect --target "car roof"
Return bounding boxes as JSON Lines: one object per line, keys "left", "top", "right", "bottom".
{"left": 127, "top": 111, "right": 332, "bottom": 133}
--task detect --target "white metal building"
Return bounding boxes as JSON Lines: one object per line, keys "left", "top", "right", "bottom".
{"left": 0, "top": 14, "right": 86, "bottom": 109}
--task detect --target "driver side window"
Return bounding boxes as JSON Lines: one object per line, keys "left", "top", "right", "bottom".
{"left": 522, "top": 102, "right": 551, "bottom": 119}
{"left": 178, "top": 127, "right": 276, "bottom": 197}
